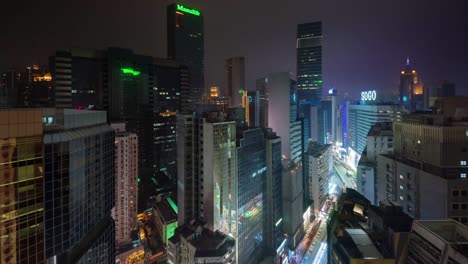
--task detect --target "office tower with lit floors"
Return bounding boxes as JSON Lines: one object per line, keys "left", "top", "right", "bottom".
{"left": 111, "top": 124, "right": 138, "bottom": 249}
{"left": 400, "top": 58, "right": 424, "bottom": 112}
{"left": 262, "top": 129, "right": 284, "bottom": 256}
{"left": 297, "top": 21, "right": 323, "bottom": 150}
{"left": 42, "top": 109, "right": 115, "bottom": 263}
{"left": 167, "top": 3, "right": 204, "bottom": 111}
{"left": 0, "top": 109, "right": 45, "bottom": 264}
{"left": 236, "top": 128, "right": 267, "bottom": 264}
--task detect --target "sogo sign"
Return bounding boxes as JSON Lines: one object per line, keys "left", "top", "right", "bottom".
{"left": 361, "top": 90, "right": 377, "bottom": 101}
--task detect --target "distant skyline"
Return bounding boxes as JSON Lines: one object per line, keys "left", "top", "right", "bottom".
{"left": 1, "top": 0, "right": 467, "bottom": 98}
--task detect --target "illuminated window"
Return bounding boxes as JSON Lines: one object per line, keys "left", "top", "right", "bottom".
{"left": 400, "top": 185, "right": 403, "bottom": 190}
{"left": 399, "top": 175, "right": 404, "bottom": 180}
{"left": 176, "top": 12, "right": 184, "bottom": 28}
{"left": 462, "top": 173, "right": 467, "bottom": 178}
{"left": 400, "top": 196, "right": 404, "bottom": 201}
{"left": 461, "top": 161, "right": 467, "bottom": 166}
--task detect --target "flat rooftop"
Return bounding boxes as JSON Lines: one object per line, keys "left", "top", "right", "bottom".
{"left": 415, "top": 220, "right": 468, "bottom": 258}
{"left": 308, "top": 142, "right": 331, "bottom": 158}
{"left": 346, "top": 229, "right": 383, "bottom": 259}
{"left": 155, "top": 198, "right": 177, "bottom": 223}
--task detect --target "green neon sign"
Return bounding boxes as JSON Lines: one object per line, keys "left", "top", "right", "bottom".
{"left": 239, "top": 89, "right": 245, "bottom": 94}
{"left": 176, "top": 4, "right": 201, "bottom": 16}
{"left": 121, "top": 68, "right": 141, "bottom": 76}
{"left": 167, "top": 197, "right": 178, "bottom": 214}
{"left": 245, "top": 212, "right": 251, "bottom": 218}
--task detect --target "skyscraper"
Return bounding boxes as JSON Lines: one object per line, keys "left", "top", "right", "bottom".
{"left": 43, "top": 109, "right": 115, "bottom": 263}
{"left": 258, "top": 72, "right": 302, "bottom": 163}
{"left": 225, "top": 57, "right": 245, "bottom": 107}
{"left": 111, "top": 123, "right": 138, "bottom": 248}
{"left": 167, "top": 3, "right": 204, "bottom": 111}
{"left": 297, "top": 22, "right": 323, "bottom": 149}
{"left": 399, "top": 58, "right": 424, "bottom": 112}
{"left": 296, "top": 22, "right": 323, "bottom": 104}
{"left": 0, "top": 109, "right": 45, "bottom": 264}
{"left": 236, "top": 128, "right": 267, "bottom": 263}
{"left": 263, "top": 129, "right": 283, "bottom": 254}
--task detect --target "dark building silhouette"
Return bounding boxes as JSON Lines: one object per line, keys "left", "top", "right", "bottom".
{"left": 167, "top": 3, "right": 204, "bottom": 112}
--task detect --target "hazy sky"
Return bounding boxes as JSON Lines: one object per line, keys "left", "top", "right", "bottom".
{"left": 1, "top": 0, "right": 467, "bottom": 98}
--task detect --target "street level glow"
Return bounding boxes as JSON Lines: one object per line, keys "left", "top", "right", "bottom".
{"left": 121, "top": 68, "right": 141, "bottom": 76}
{"left": 176, "top": 4, "right": 201, "bottom": 16}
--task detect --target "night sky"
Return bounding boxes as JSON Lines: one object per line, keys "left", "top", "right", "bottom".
{"left": 1, "top": 0, "right": 467, "bottom": 97}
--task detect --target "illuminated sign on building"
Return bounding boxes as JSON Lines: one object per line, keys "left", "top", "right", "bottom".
{"left": 121, "top": 68, "right": 141, "bottom": 76}
{"left": 176, "top": 4, "right": 201, "bottom": 16}
{"left": 361, "top": 90, "right": 377, "bottom": 101}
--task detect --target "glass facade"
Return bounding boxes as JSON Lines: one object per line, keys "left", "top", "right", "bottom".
{"left": 237, "top": 128, "right": 266, "bottom": 264}
{"left": 297, "top": 22, "right": 323, "bottom": 176}
{"left": 0, "top": 131, "right": 45, "bottom": 264}
{"left": 167, "top": 3, "right": 204, "bottom": 111}
{"left": 43, "top": 113, "right": 115, "bottom": 263}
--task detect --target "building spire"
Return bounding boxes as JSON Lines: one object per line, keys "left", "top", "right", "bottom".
{"left": 406, "top": 57, "right": 410, "bottom": 66}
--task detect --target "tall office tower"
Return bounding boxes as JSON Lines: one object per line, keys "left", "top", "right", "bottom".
{"left": 259, "top": 72, "right": 302, "bottom": 162}
{"left": 0, "top": 109, "right": 45, "bottom": 264}
{"left": 167, "top": 3, "right": 204, "bottom": 111}
{"left": 152, "top": 58, "right": 188, "bottom": 181}
{"left": 405, "top": 220, "right": 468, "bottom": 263}
{"left": 400, "top": 58, "right": 424, "bottom": 112}
{"left": 318, "top": 99, "right": 332, "bottom": 144}
{"left": 356, "top": 122, "right": 393, "bottom": 205}
{"left": 201, "top": 113, "right": 237, "bottom": 234}
{"left": 236, "top": 128, "right": 267, "bottom": 263}
{"left": 425, "top": 80, "right": 456, "bottom": 108}
{"left": 43, "top": 109, "right": 115, "bottom": 263}
{"left": 176, "top": 112, "right": 198, "bottom": 224}
{"left": 308, "top": 142, "right": 332, "bottom": 216}
{"left": 328, "top": 88, "right": 338, "bottom": 142}
{"left": 111, "top": 124, "right": 138, "bottom": 248}
{"left": 328, "top": 189, "right": 413, "bottom": 264}
{"left": 262, "top": 129, "right": 284, "bottom": 255}
{"left": 297, "top": 22, "right": 323, "bottom": 149}
{"left": 282, "top": 159, "right": 304, "bottom": 259}
{"left": 103, "top": 48, "right": 188, "bottom": 203}
{"left": 255, "top": 78, "right": 269, "bottom": 128}
{"left": 49, "top": 49, "right": 104, "bottom": 109}
{"left": 225, "top": 57, "right": 245, "bottom": 107}
{"left": 377, "top": 97, "right": 468, "bottom": 222}
{"left": 346, "top": 103, "right": 401, "bottom": 169}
